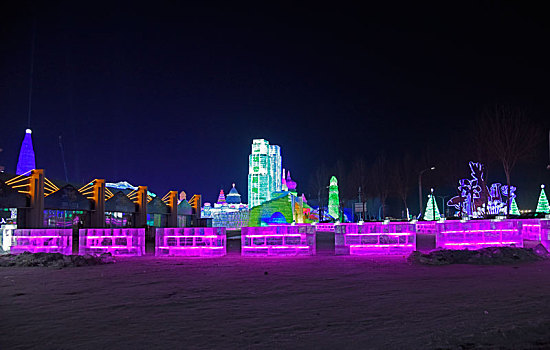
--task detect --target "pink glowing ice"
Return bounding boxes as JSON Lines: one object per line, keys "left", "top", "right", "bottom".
{"left": 315, "top": 223, "right": 335, "bottom": 232}
{"left": 436, "top": 220, "right": 523, "bottom": 249}
{"left": 515, "top": 219, "right": 542, "bottom": 241}
{"left": 155, "top": 227, "right": 226, "bottom": 257}
{"left": 537, "top": 219, "right": 550, "bottom": 250}
{"left": 10, "top": 229, "right": 73, "bottom": 255}
{"left": 415, "top": 221, "right": 438, "bottom": 234}
{"left": 241, "top": 225, "right": 316, "bottom": 256}
{"left": 335, "top": 222, "right": 416, "bottom": 255}
{"left": 79, "top": 228, "right": 145, "bottom": 256}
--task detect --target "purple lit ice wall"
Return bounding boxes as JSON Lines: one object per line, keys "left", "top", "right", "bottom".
{"left": 10, "top": 229, "right": 72, "bottom": 255}
{"left": 436, "top": 220, "right": 522, "bottom": 249}
{"left": 155, "top": 228, "right": 226, "bottom": 257}
{"left": 241, "top": 225, "right": 316, "bottom": 256}
{"left": 415, "top": 221, "right": 438, "bottom": 234}
{"left": 79, "top": 228, "right": 145, "bottom": 256}
{"left": 515, "top": 219, "right": 542, "bottom": 241}
{"left": 539, "top": 220, "right": 550, "bottom": 250}
{"left": 335, "top": 222, "right": 416, "bottom": 255}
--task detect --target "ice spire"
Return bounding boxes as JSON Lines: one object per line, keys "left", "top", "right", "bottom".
{"left": 16, "top": 129, "right": 35, "bottom": 175}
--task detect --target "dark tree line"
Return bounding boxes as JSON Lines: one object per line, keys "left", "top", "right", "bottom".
{"left": 307, "top": 104, "right": 544, "bottom": 220}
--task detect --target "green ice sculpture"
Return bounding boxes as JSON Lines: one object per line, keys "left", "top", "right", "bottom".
{"left": 510, "top": 197, "right": 520, "bottom": 216}
{"left": 328, "top": 176, "right": 340, "bottom": 221}
{"left": 536, "top": 185, "right": 549, "bottom": 214}
{"left": 424, "top": 192, "right": 441, "bottom": 221}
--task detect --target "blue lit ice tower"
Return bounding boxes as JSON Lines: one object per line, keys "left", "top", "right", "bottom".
{"left": 16, "top": 129, "right": 36, "bottom": 175}
{"left": 248, "top": 139, "right": 282, "bottom": 208}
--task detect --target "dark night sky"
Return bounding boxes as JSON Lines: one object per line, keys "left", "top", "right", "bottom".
{"left": 1, "top": 1, "right": 549, "bottom": 207}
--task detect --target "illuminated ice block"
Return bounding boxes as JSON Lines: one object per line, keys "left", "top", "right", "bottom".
{"left": 436, "top": 220, "right": 523, "bottom": 249}
{"left": 10, "top": 229, "right": 72, "bottom": 255}
{"left": 515, "top": 219, "right": 542, "bottom": 241}
{"left": 155, "top": 227, "right": 226, "bottom": 257}
{"left": 335, "top": 222, "right": 416, "bottom": 255}
{"left": 315, "top": 223, "right": 335, "bottom": 232}
{"left": 415, "top": 221, "right": 438, "bottom": 234}
{"left": 540, "top": 220, "right": 550, "bottom": 250}
{"left": 79, "top": 228, "right": 145, "bottom": 256}
{"left": 241, "top": 225, "right": 316, "bottom": 256}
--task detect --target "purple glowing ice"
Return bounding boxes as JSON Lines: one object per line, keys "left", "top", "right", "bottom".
{"left": 10, "top": 229, "right": 72, "bottom": 255}
{"left": 155, "top": 227, "right": 226, "bottom": 257}
{"left": 436, "top": 220, "right": 523, "bottom": 249}
{"left": 79, "top": 228, "right": 145, "bottom": 256}
{"left": 241, "top": 225, "right": 316, "bottom": 256}
{"left": 335, "top": 222, "right": 416, "bottom": 255}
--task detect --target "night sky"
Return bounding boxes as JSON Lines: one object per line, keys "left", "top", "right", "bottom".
{"left": 1, "top": 1, "right": 549, "bottom": 208}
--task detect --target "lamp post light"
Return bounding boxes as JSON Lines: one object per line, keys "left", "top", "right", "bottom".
{"left": 431, "top": 188, "right": 435, "bottom": 221}
{"left": 418, "top": 166, "right": 435, "bottom": 219}
{"left": 438, "top": 195, "right": 449, "bottom": 218}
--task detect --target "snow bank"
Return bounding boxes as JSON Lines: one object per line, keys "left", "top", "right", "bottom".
{"left": 0, "top": 252, "right": 115, "bottom": 268}
{"left": 408, "top": 245, "right": 549, "bottom": 265}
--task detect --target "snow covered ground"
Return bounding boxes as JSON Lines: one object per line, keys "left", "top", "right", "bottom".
{"left": 2, "top": 236, "right": 550, "bottom": 349}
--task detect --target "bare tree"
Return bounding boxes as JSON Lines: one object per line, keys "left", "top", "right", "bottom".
{"left": 476, "top": 105, "right": 541, "bottom": 215}
{"left": 308, "top": 163, "right": 329, "bottom": 219}
{"left": 370, "top": 154, "right": 390, "bottom": 219}
{"left": 392, "top": 153, "right": 413, "bottom": 219}
{"left": 349, "top": 157, "right": 368, "bottom": 219}
{"left": 334, "top": 160, "right": 347, "bottom": 200}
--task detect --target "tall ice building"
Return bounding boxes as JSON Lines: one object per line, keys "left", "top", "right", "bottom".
{"left": 248, "top": 139, "right": 282, "bottom": 208}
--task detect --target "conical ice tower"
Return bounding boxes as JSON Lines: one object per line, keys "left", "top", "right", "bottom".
{"left": 217, "top": 189, "right": 226, "bottom": 204}
{"left": 509, "top": 197, "right": 520, "bottom": 216}
{"left": 424, "top": 192, "right": 441, "bottom": 221}
{"left": 16, "top": 129, "right": 35, "bottom": 175}
{"left": 536, "top": 185, "right": 549, "bottom": 214}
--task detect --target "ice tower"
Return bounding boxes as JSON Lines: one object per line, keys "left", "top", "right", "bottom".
{"left": 328, "top": 176, "right": 340, "bottom": 220}
{"left": 226, "top": 184, "right": 242, "bottom": 204}
{"left": 536, "top": 185, "right": 549, "bottom": 214}
{"left": 16, "top": 129, "right": 35, "bottom": 175}
{"left": 248, "top": 139, "right": 282, "bottom": 208}
{"left": 424, "top": 190, "right": 441, "bottom": 221}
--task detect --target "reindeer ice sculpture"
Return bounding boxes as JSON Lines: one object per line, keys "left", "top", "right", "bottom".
{"left": 447, "top": 161, "right": 516, "bottom": 218}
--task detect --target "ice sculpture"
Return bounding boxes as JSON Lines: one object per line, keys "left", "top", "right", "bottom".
{"left": 155, "top": 227, "right": 226, "bottom": 257}
{"left": 241, "top": 224, "right": 316, "bottom": 256}
{"left": 79, "top": 228, "right": 145, "bottom": 256}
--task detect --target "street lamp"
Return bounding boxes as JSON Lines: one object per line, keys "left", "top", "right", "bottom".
{"left": 418, "top": 166, "right": 435, "bottom": 219}
{"left": 437, "top": 195, "right": 449, "bottom": 218}
{"left": 431, "top": 188, "right": 435, "bottom": 220}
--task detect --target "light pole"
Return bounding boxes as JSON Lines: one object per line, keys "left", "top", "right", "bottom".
{"left": 438, "top": 195, "right": 449, "bottom": 218}
{"left": 418, "top": 166, "right": 435, "bottom": 219}
{"left": 431, "top": 188, "right": 435, "bottom": 220}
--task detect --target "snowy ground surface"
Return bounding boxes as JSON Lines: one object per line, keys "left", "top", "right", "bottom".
{"left": 2, "top": 234, "right": 550, "bottom": 349}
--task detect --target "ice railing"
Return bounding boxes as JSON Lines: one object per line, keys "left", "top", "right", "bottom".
{"left": 241, "top": 225, "right": 316, "bottom": 256}
{"left": 436, "top": 220, "right": 522, "bottom": 249}
{"left": 315, "top": 223, "right": 335, "bottom": 232}
{"left": 416, "top": 221, "right": 438, "bottom": 234}
{"left": 10, "top": 229, "right": 72, "bottom": 255}
{"left": 335, "top": 222, "right": 416, "bottom": 255}
{"left": 79, "top": 228, "right": 145, "bottom": 256}
{"left": 155, "top": 227, "right": 226, "bottom": 257}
